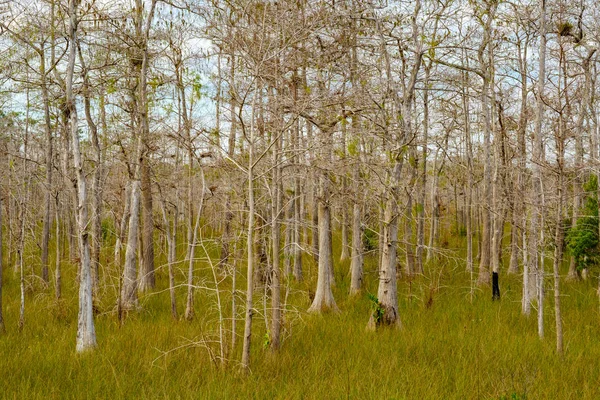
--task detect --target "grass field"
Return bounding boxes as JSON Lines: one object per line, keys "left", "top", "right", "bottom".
{"left": 1, "top": 231, "right": 600, "bottom": 399}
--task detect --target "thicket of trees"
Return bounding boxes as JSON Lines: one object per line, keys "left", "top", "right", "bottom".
{"left": 1, "top": 0, "right": 600, "bottom": 367}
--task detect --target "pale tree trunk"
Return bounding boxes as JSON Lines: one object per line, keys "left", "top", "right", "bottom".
{"left": 138, "top": 0, "right": 158, "bottom": 292}
{"left": 121, "top": 179, "right": 141, "bottom": 310}
{"left": 340, "top": 200, "right": 350, "bottom": 262}
{"left": 349, "top": 28, "right": 363, "bottom": 288}
{"left": 121, "top": 0, "right": 157, "bottom": 306}
{"left": 306, "top": 74, "right": 338, "bottom": 311}
{"left": 553, "top": 113, "right": 566, "bottom": 355}
{"left": 311, "top": 182, "right": 319, "bottom": 263}
{"left": 530, "top": 0, "right": 546, "bottom": 338}
{"left": 292, "top": 115, "right": 303, "bottom": 280}
{"left": 427, "top": 153, "right": 440, "bottom": 262}
{"left": 284, "top": 199, "right": 293, "bottom": 277}
{"left": 66, "top": 0, "right": 96, "bottom": 351}
{"left": 416, "top": 64, "right": 431, "bottom": 275}
{"left": 270, "top": 117, "right": 282, "bottom": 351}
{"left": 349, "top": 118, "right": 363, "bottom": 295}
{"left": 553, "top": 192, "right": 564, "bottom": 354}
{"left": 549, "top": 37, "right": 570, "bottom": 352}
{"left": 293, "top": 181, "right": 303, "bottom": 280}
{"left": 509, "top": 39, "right": 528, "bottom": 275}
{"left": 491, "top": 100, "right": 508, "bottom": 300}
{"left": 427, "top": 131, "right": 449, "bottom": 262}
{"left": 220, "top": 52, "right": 237, "bottom": 267}
{"left": 184, "top": 168, "right": 206, "bottom": 321}
{"left": 79, "top": 53, "right": 103, "bottom": 293}
{"left": 159, "top": 198, "right": 178, "bottom": 319}
{"left": 462, "top": 68, "right": 474, "bottom": 275}
{"left": 477, "top": 79, "right": 492, "bottom": 285}
{"left": 18, "top": 89, "right": 32, "bottom": 331}
{"left": 114, "top": 184, "right": 131, "bottom": 266}
{"left": 0, "top": 193, "right": 3, "bottom": 333}
{"left": 281, "top": 75, "right": 303, "bottom": 281}
{"left": 339, "top": 117, "right": 350, "bottom": 262}
{"left": 525, "top": 0, "right": 547, "bottom": 320}
{"left": 139, "top": 158, "right": 155, "bottom": 291}
{"left": 477, "top": 2, "right": 495, "bottom": 285}
{"left": 40, "top": 49, "right": 53, "bottom": 285}
{"left": 404, "top": 148, "right": 416, "bottom": 277}
{"left": 54, "top": 196, "right": 61, "bottom": 300}
{"left": 300, "top": 69, "right": 318, "bottom": 265}
{"left": 538, "top": 185, "right": 545, "bottom": 339}
{"left": 18, "top": 180, "right": 27, "bottom": 331}
{"left": 350, "top": 201, "right": 363, "bottom": 295}
{"left": 308, "top": 163, "right": 338, "bottom": 313}
{"left": 369, "top": 161, "right": 402, "bottom": 329}
{"left": 241, "top": 91, "right": 258, "bottom": 370}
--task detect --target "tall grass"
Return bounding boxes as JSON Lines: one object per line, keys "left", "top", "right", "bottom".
{"left": 1, "top": 227, "right": 599, "bottom": 399}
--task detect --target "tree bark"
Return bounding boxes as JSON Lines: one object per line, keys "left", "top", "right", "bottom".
{"left": 66, "top": 0, "right": 96, "bottom": 351}
{"left": 121, "top": 180, "right": 141, "bottom": 310}
{"left": 0, "top": 193, "right": 4, "bottom": 333}
{"left": 40, "top": 49, "right": 53, "bottom": 285}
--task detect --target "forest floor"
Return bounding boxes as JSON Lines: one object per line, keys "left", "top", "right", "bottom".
{"left": 1, "top": 232, "right": 600, "bottom": 399}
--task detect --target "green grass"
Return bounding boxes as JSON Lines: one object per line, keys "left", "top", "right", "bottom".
{"left": 1, "top": 230, "right": 600, "bottom": 399}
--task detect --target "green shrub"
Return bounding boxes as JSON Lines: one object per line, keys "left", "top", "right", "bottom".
{"left": 363, "top": 227, "right": 378, "bottom": 252}
{"left": 567, "top": 175, "right": 599, "bottom": 271}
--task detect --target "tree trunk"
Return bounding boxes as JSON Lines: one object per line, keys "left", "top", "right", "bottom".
{"left": 139, "top": 157, "right": 155, "bottom": 291}
{"left": 416, "top": 65, "right": 431, "bottom": 275}
{"left": 66, "top": 0, "right": 96, "bottom": 350}
{"left": 270, "top": 124, "right": 282, "bottom": 351}
{"left": 525, "top": 0, "right": 547, "bottom": 320}
{"left": 369, "top": 161, "right": 402, "bottom": 329}
{"left": 0, "top": 193, "right": 4, "bottom": 333}
{"left": 40, "top": 50, "right": 53, "bottom": 285}
{"left": 121, "top": 180, "right": 141, "bottom": 310}
{"left": 241, "top": 91, "right": 258, "bottom": 370}
{"left": 55, "top": 196, "right": 62, "bottom": 300}
{"left": 114, "top": 184, "right": 131, "bottom": 266}
{"left": 350, "top": 201, "right": 363, "bottom": 295}
{"left": 80, "top": 57, "right": 103, "bottom": 292}
{"left": 184, "top": 168, "right": 206, "bottom": 321}
{"left": 308, "top": 166, "right": 338, "bottom": 313}
{"left": 477, "top": 3, "right": 495, "bottom": 285}
{"left": 160, "top": 199, "right": 178, "bottom": 320}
